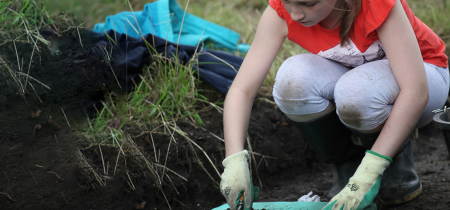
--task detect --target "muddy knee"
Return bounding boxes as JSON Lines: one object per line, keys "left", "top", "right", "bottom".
{"left": 337, "top": 103, "right": 364, "bottom": 129}
{"left": 335, "top": 84, "right": 389, "bottom": 131}
{"left": 273, "top": 55, "right": 317, "bottom": 100}
{"left": 273, "top": 54, "right": 345, "bottom": 115}
{"left": 273, "top": 55, "right": 325, "bottom": 114}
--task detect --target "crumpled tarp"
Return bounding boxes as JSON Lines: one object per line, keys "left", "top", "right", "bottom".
{"left": 93, "top": 0, "right": 250, "bottom": 53}
{"left": 87, "top": 29, "right": 242, "bottom": 94}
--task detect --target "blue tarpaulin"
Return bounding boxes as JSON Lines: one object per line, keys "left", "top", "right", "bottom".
{"left": 93, "top": 0, "right": 250, "bottom": 53}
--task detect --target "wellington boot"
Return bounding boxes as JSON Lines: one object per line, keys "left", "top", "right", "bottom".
{"left": 327, "top": 151, "right": 364, "bottom": 201}
{"left": 291, "top": 110, "right": 365, "bottom": 200}
{"left": 353, "top": 131, "right": 422, "bottom": 206}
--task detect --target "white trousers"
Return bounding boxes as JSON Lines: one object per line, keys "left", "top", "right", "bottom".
{"left": 273, "top": 54, "right": 449, "bottom": 130}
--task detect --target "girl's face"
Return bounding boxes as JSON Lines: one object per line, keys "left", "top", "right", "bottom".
{"left": 281, "top": 0, "right": 340, "bottom": 28}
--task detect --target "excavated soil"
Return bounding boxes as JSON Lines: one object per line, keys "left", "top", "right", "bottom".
{"left": 0, "top": 29, "right": 450, "bottom": 210}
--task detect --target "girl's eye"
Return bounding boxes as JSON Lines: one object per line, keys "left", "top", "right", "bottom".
{"left": 281, "top": 0, "right": 316, "bottom": 6}
{"left": 304, "top": 2, "right": 317, "bottom": 7}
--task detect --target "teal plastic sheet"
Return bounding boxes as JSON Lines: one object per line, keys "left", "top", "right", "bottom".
{"left": 212, "top": 202, "right": 377, "bottom": 210}
{"left": 93, "top": 0, "right": 250, "bottom": 53}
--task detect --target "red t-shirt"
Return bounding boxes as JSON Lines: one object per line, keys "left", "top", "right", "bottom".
{"left": 269, "top": 0, "right": 448, "bottom": 68}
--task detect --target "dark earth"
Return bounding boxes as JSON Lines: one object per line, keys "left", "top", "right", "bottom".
{"left": 0, "top": 26, "right": 450, "bottom": 210}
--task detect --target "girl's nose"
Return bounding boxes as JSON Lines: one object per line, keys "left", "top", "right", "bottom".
{"left": 290, "top": 5, "right": 305, "bottom": 22}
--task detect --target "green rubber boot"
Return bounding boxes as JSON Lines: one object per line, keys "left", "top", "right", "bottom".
{"left": 291, "top": 109, "right": 365, "bottom": 201}
{"left": 327, "top": 152, "right": 364, "bottom": 201}
{"left": 352, "top": 130, "right": 422, "bottom": 206}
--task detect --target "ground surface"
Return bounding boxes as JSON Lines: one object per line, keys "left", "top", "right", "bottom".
{"left": 1, "top": 31, "right": 450, "bottom": 210}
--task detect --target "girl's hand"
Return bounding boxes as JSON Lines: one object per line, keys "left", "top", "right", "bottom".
{"left": 220, "top": 150, "right": 252, "bottom": 210}
{"left": 322, "top": 151, "right": 392, "bottom": 210}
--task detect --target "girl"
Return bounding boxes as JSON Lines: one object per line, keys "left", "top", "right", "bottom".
{"left": 219, "top": 0, "right": 449, "bottom": 210}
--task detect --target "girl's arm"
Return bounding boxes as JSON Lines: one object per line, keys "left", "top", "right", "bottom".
{"left": 224, "top": 5, "right": 287, "bottom": 157}
{"left": 372, "top": 0, "right": 429, "bottom": 158}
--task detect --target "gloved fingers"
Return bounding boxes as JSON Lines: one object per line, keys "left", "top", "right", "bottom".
{"left": 349, "top": 198, "right": 358, "bottom": 210}
{"left": 298, "top": 191, "right": 312, "bottom": 201}
{"left": 344, "top": 198, "right": 359, "bottom": 210}
{"left": 298, "top": 194, "right": 310, "bottom": 202}
{"left": 226, "top": 190, "right": 239, "bottom": 210}
{"left": 310, "top": 195, "right": 321, "bottom": 202}
{"left": 244, "top": 183, "right": 252, "bottom": 208}
{"left": 342, "top": 200, "right": 350, "bottom": 210}
{"left": 333, "top": 198, "right": 345, "bottom": 210}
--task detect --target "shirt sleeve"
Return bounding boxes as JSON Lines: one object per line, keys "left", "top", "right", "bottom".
{"left": 364, "top": 0, "right": 396, "bottom": 38}
{"left": 269, "top": 0, "right": 286, "bottom": 20}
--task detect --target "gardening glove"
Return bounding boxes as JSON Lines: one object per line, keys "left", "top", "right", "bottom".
{"left": 322, "top": 151, "right": 392, "bottom": 210}
{"left": 298, "top": 191, "right": 321, "bottom": 202}
{"left": 220, "top": 150, "right": 254, "bottom": 210}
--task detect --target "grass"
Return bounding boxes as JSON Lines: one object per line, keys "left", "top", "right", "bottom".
{"left": 0, "top": 0, "right": 52, "bottom": 33}
{"left": 409, "top": 0, "right": 450, "bottom": 45}
{"left": 42, "top": 0, "right": 145, "bottom": 28}
{"left": 81, "top": 34, "right": 208, "bottom": 143}
{"left": 0, "top": 0, "right": 53, "bottom": 98}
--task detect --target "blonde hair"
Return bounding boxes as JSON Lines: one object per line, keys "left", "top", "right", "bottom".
{"left": 338, "top": 0, "right": 361, "bottom": 46}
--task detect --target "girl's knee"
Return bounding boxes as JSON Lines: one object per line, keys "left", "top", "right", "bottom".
{"left": 336, "top": 102, "right": 369, "bottom": 130}
{"left": 274, "top": 54, "right": 320, "bottom": 100}
{"left": 335, "top": 97, "right": 391, "bottom": 130}
{"left": 273, "top": 54, "right": 335, "bottom": 115}
{"left": 334, "top": 70, "right": 393, "bottom": 130}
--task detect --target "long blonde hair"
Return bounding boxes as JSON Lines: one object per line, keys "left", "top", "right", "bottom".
{"left": 338, "top": 0, "right": 362, "bottom": 46}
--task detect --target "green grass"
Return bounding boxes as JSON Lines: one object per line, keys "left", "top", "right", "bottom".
{"left": 81, "top": 47, "right": 207, "bottom": 144}
{"left": 0, "top": 0, "right": 54, "bottom": 46}
{"left": 0, "top": 0, "right": 54, "bottom": 98}
{"left": 408, "top": 0, "right": 450, "bottom": 46}
{"left": 0, "top": 0, "right": 52, "bottom": 32}
{"left": 42, "top": 0, "right": 145, "bottom": 28}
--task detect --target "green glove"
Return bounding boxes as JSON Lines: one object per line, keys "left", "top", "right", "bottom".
{"left": 220, "top": 150, "right": 259, "bottom": 210}
{"left": 322, "top": 151, "right": 392, "bottom": 210}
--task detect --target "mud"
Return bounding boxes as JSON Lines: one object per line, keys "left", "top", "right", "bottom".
{"left": 337, "top": 103, "right": 362, "bottom": 129}
{"left": 0, "top": 29, "right": 450, "bottom": 210}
